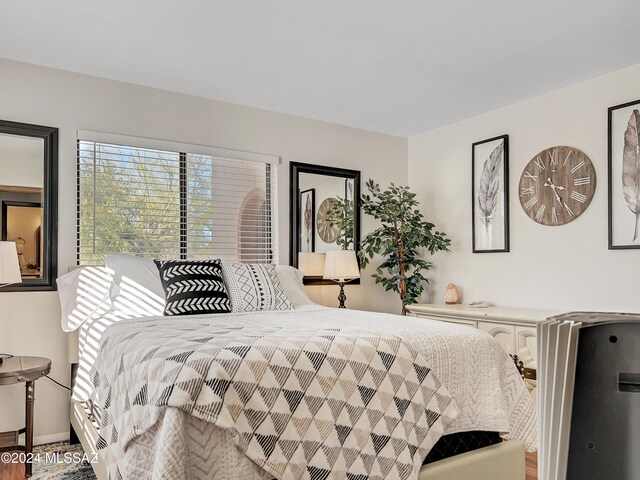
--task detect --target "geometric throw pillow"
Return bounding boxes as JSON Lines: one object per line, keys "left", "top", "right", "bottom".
{"left": 220, "top": 262, "right": 293, "bottom": 313}
{"left": 154, "top": 259, "right": 231, "bottom": 316}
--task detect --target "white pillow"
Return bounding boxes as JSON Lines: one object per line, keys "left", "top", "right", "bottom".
{"left": 221, "top": 262, "right": 293, "bottom": 312}
{"left": 104, "top": 254, "right": 165, "bottom": 317}
{"left": 275, "top": 265, "right": 315, "bottom": 308}
{"left": 58, "top": 266, "right": 113, "bottom": 332}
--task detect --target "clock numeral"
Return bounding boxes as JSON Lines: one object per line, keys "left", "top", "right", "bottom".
{"left": 570, "top": 160, "right": 585, "bottom": 174}
{"left": 574, "top": 177, "right": 591, "bottom": 186}
{"left": 570, "top": 191, "right": 587, "bottom": 203}
{"left": 563, "top": 150, "right": 573, "bottom": 166}
{"left": 551, "top": 207, "right": 558, "bottom": 224}
{"left": 524, "top": 196, "right": 538, "bottom": 211}
{"left": 549, "top": 150, "right": 557, "bottom": 166}
{"left": 564, "top": 203, "right": 574, "bottom": 217}
{"left": 534, "top": 157, "right": 545, "bottom": 171}
{"left": 520, "top": 186, "right": 535, "bottom": 196}
{"left": 524, "top": 171, "right": 538, "bottom": 182}
{"left": 535, "top": 204, "right": 546, "bottom": 222}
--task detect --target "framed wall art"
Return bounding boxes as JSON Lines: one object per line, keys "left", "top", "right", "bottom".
{"left": 472, "top": 134, "right": 509, "bottom": 253}
{"left": 299, "top": 188, "right": 315, "bottom": 252}
{"left": 345, "top": 178, "right": 354, "bottom": 203}
{"left": 608, "top": 99, "right": 640, "bottom": 249}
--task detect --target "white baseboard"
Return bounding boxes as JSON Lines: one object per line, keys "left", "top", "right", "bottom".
{"left": 34, "top": 431, "right": 69, "bottom": 446}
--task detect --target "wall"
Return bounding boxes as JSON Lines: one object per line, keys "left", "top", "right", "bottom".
{"left": 0, "top": 58, "right": 407, "bottom": 442}
{"left": 409, "top": 64, "right": 640, "bottom": 313}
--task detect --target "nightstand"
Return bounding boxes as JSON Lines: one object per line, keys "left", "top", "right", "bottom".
{"left": 0, "top": 356, "right": 51, "bottom": 478}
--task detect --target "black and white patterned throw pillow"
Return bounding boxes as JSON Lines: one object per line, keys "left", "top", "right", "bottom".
{"left": 154, "top": 260, "right": 231, "bottom": 316}
{"left": 221, "top": 262, "right": 293, "bottom": 312}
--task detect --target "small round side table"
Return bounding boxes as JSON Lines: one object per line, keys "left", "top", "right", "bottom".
{"left": 0, "top": 356, "right": 51, "bottom": 478}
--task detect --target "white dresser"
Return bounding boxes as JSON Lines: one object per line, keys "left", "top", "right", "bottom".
{"left": 406, "top": 304, "right": 563, "bottom": 371}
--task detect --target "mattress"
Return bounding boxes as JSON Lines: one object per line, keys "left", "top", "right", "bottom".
{"left": 423, "top": 430, "right": 502, "bottom": 465}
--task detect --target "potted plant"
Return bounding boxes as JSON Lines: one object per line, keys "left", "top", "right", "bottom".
{"left": 359, "top": 180, "right": 450, "bottom": 315}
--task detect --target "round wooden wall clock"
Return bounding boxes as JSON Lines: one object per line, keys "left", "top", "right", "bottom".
{"left": 316, "top": 197, "right": 340, "bottom": 243}
{"left": 518, "top": 146, "right": 596, "bottom": 225}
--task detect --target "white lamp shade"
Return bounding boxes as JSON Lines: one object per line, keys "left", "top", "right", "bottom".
{"left": 0, "top": 241, "right": 22, "bottom": 285}
{"left": 323, "top": 250, "right": 360, "bottom": 282}
{"left": 298, "top": 252, "right": 326, "bottom": 277}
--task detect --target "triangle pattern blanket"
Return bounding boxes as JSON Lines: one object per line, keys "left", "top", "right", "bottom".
{"left": 92, "top": 316, "right": 458, "bottom": 480}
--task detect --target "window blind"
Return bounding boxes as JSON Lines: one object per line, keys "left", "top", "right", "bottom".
{"left": 77, "top": 139, "right": 277, "bottom": 265}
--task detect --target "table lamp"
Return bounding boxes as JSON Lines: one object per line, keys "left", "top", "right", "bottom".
{"left": 323, "top": 250, "right": 360, "bottom": 308}
{"left": 298, "top": 252, "right": 326, "bottom": 278}
{"left": 0, "top": 241, "right": 22, "bottom": 288}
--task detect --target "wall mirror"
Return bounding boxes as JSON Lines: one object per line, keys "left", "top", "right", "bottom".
{"left": 0, "top": 120, "right": 58, "bottom": 291}
{"left": 289, "top": 162, "right": 360, "bottom": 285}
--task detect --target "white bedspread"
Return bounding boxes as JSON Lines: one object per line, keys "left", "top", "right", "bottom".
{"left": 74, "top": 306, "right": 536, "bottom": 479}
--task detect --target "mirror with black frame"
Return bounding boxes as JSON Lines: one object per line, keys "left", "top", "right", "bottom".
{"left": 0, "top": 120, "right": 58, "bottom": 291}
{"left": 289, "top": 162, "right": 360, "bottom": 285}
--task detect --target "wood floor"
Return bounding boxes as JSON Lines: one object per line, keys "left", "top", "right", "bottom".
{"left": 526, "top": 452, "right": 538, "bottom": 480}
{"left": 0, "top": 458, "right": 23, "bottom": 480}
{"left": 1, "top": 451, "right": 540, "bottom": 480}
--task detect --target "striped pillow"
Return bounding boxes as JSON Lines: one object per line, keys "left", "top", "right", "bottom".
{"left": 154, "top": 260, "right": 231, "bottom": 316}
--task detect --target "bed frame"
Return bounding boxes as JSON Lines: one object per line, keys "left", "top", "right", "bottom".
{"left": 67, "top": 332, "right": 526, "bottom": 480}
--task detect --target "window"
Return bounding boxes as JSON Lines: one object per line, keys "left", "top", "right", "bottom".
{"left": 77, "top": 133, "right": 277, "bottom": 265}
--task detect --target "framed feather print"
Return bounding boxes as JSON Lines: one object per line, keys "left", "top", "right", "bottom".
{"left": 472, "top": 135, "right": 509, "bottom": 253}
{"left": 345, "top": 178, "right": 354, "bottom": 203}
{"left": 299, "top": 188, "right": 315, "bottom": 252}
{"left": 608, "top": 99, "right": 640, "bottom": 249}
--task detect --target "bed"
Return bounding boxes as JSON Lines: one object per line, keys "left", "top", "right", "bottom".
{"left": 60, "top": 260, "right": 535, "bottom": 480}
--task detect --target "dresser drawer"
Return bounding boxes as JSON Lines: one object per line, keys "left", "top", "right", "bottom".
{"left": 412, "top": 313, "right": 477, "bottom": 328}
{"left": 477, "top": 322, "right": 517, "bottom": 354}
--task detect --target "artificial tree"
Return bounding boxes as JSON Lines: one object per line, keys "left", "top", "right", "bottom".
{"left": 359, "top": 179, "right": 450, "bottom": 315}
{"left": 325, "top": 196, "right": 354, "bottom": 250}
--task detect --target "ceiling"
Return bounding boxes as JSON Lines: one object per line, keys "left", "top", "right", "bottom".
{"left": 1, "top": 0, "right": 639, "bottom": 137}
